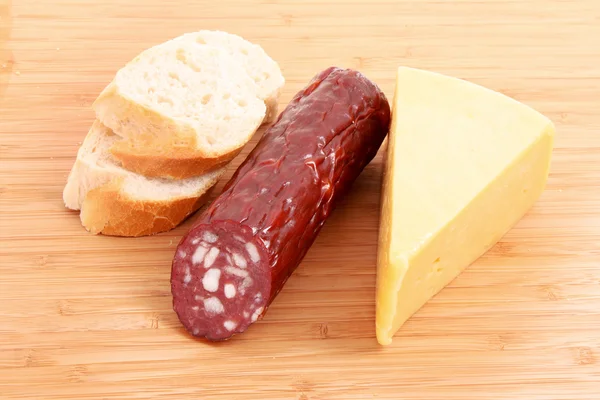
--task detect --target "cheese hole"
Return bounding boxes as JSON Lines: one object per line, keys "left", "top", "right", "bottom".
{"left": 434, "top": 258, "right": 442, "bottom": 273}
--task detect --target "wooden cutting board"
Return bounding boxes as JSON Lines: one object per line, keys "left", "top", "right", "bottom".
{"left": 1, "top": 0, "right": 599, "bottom": 398}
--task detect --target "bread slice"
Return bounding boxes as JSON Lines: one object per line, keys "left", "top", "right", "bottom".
{"left": 172, "top": 30, "right": 285, "bottom": 123}
{"left": 92, "top": 31, "right": 285, "bottom": 180}
{"left": 63, "top": 121, "right": 226, "bottom": 237}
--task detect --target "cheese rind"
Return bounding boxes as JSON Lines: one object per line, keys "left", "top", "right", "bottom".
{"left": 376, "top": 67, "right": 555, "bottom": 346}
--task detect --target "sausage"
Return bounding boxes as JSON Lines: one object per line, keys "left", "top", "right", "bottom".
{"left": 170, "top": 67, "right": 391, "bottom": 340}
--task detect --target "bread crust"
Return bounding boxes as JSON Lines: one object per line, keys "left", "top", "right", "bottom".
{"left": 93, "top": 81, "right": 198, "bottom": 145}
{"left": 63, "top": 120, "right": 227, "bottom": 237}
{"left": 110, "top": 140, "right": 241, "bottom": 179}
{"left": 93, "top": 81, "right": 265, "bottom": 179}
{"left": 80, "top": 177, "right": 219, "bottom": 237}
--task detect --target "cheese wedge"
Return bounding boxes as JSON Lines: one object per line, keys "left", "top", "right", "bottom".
{"left": 376, "top": 67, "right": 555, "bottom": 345}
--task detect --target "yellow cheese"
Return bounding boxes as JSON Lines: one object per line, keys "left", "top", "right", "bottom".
{"left": 376, "top": 67, "right": 555, "bottom": 346}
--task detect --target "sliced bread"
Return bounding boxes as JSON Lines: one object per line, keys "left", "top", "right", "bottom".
{"left": 171, "top": 30, "right": 285, "bottom": 123}
{"left": 63, "top": 121, "right": 226, "bottom": 237}
{"left": 92, "top": 30, "right": 285, "bottom": 180}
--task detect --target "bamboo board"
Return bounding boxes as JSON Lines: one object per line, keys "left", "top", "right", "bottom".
{"left": 1, "top": 0, "right": 599, "bottom": 398}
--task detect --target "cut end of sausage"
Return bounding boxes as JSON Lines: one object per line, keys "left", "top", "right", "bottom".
{"left": 171, "top": 220, "right": 270, "bottom": 341}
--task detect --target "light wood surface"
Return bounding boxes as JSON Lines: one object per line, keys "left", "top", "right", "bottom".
{"left": 1, "top": 0, "right": 599, "bottom": 398}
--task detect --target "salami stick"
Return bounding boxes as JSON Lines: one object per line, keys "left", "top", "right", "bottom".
{"left": 171, "top": 67, "right": 391, "bottom": 340}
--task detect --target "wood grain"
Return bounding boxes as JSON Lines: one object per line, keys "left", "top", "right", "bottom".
{"left": 1, "top": 0, "right": 599, "bottom": 398}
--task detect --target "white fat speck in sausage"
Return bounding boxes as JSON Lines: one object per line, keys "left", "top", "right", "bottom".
{"left": 223, "top": 320, "right": 237, "bottom": 331}
{"left": 245, "top": 242, "right": 260, "bottom": 263}
{"left": 204, "top": 247, "right": 220, "bottom": 269}
{"left": 232, "top": 252, "right": 247, "bottom": 269}
{"left": 202, "top": 268, "right": 221, "bottom": 292}
{"left": 204, "top": 297, "right": 224, "bottom": 315}
{"left": 203, "top": 231, "right": 218, "bottom": 243}
{"left": 224, "top": 283, "right": 236, "bottom": 299}
{"left": 251, "top": 307, "right": 264, "bottom": 322}
{"left": 192, "top": 245, "right": 208, "bottom": 265}
{"left": 183, "top": 267, "right": 192, "bottom": 285}
{"left": 224, "top": 266, "right": 249, "bottom": 278}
